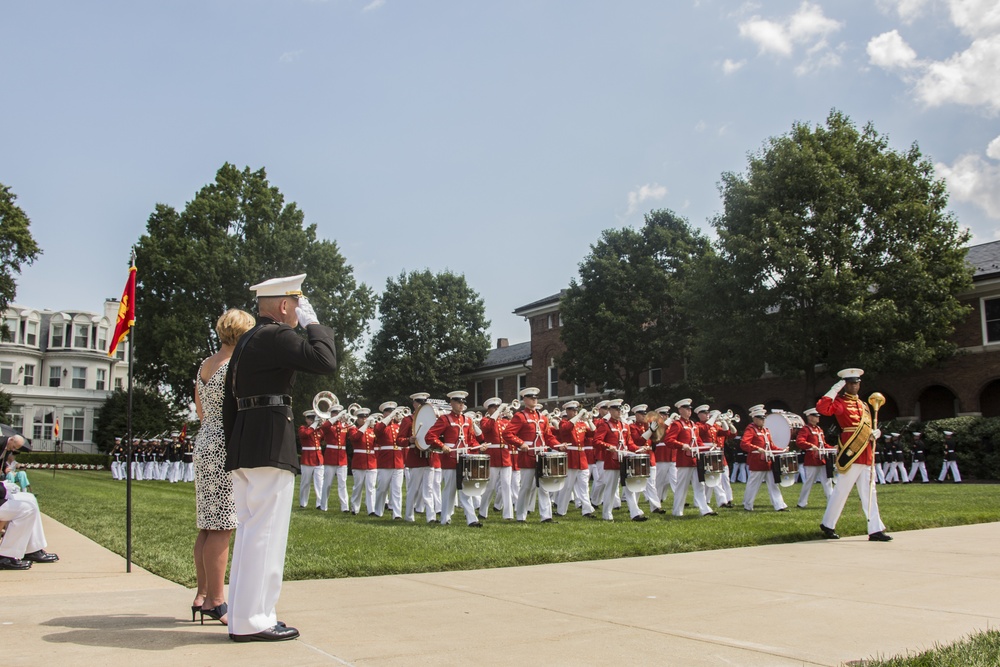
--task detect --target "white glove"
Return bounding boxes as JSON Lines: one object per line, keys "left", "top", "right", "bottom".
{"left": 642, "top": 426, "right": 654, "bottom": 441}
{"left": 872, "top": 429, "right": 882, "bottom": 440}
{"left": 824, "top": 379, "right": 846, "bottom": 399}
{"left": 473, "top": 423, "right": 483, "bottom": 437}
{"left": 295, "top": 296, "right": 319, "bottom": 328}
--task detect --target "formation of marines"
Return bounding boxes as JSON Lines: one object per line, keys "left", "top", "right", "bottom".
{"left": 110, "top": 434, "right": 194, "bottom": 483}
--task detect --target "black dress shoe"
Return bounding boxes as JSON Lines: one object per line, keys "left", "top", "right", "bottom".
{"left": 632, "top": 515, "right": 648, "bottom": 522}
{"left": 230, "top": 624, "right": 299, "bottom": 642}
{"left": 820, "top": 524, "right": 840, "bottom": 539}
{"left": 651, "top": 508, "right": 666, "bottom": 514}
{"left": 582, "top": 512, "right": 596, "bottom": 518}
{"left": 0, "top": 556, "right": 31, "bottom": 570}
{"left": 868, "top": 531, "right": 893, "bottom": 542}
{"left": 704, "top": 511, "right": 719, "bottom": 516}
{"left": 468, "top": 521, "right": 483, "bottom": 528}
{"left": 540, "top": 518, "right": 558, "bottom": 524}
{"left": 23, "top": 549, "right": 59, "bottom": 563}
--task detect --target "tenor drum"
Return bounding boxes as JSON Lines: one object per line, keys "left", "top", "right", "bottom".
{"left": 771, "top": 452, "right": 800, "bottom": 487}
{"left": 459, "top": 454, "right": 491, "bottom": 496}
{"left": 700, "top": 450, "right": 725, "bottom": 488}
{"left": 763, "top": 411, "right": 805, "bottom": 450}
{"left": 412, "top": 404, "right": 439, "bottom": 451}
{"left": 624, "top": 453, "right": 651, "bottom": 493}
{"left": 539, "top": 452, "right": 568, "bottom": 493}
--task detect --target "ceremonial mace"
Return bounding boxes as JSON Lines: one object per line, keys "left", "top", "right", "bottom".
{"left": 867, "top": 392, "right": 886, "bottom": 519}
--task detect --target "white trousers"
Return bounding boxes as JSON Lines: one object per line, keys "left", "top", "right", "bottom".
{"left": 375, "top": 468, "right": 403, "bottom": 518}
{"left": 601, "top": 469, "right": 642, "bottom": 520}
{"left": 111, "top": 461, "right": 123, "bottom": 480}
{"left": 516, "top": 469, "right": 552, "bottom": 521}
{"left": 654, "top": 462, "right": 676, "bottom": 504}
{"left": 797, "top": 465, "right": 834, "bottom": 507}
{"left": 672, "top": 466, "right": 712, "bottom": 516}
{"left": 643, "top": 466, "right": 662, "bottom": 511}
{"left": 939, "top": 461, "right": 962, "bottom": 482}
{"left": 0, "top": 492, "right": 47, "bottom": 559}
{"left": 320, "top": 465, "right": 348, "bottom": 512}
{"left": 480, "top": 466, "right": 513, "bottom": 520}
{"left": 744, "top": 470, "right": 788, "bottom": 511}
{"left": 909, "top": 461, "right": 929, "bottom": 483}
{"left": 590, "top": 461, "right": 607, "bottom": 505}
{"left": 556, "top": 467, "right": 593, "bottom": 516}
{"left": 143, "top": 461, "right": 156, "bottom": 479}
{"left": 183, "top": 461, "right": 195, "bottom": 482}
{"left": 299, "top": 465, "right": 324, "bottom": 508}
{"left": 441, "top": 469, "right": 478, "bottom": 525}
{"left": 131, "top": 461, "right": 143, "bottom": 480}
{"left": 822, "top": 463, "right": 886, "bottom": 534}
{"left": 730, "top": 462, "right": 748, "bottom": 483}
{"left": 875, "top": 463, "right": 886, "bottom": 485}
{"left": 229, "top": 467, "right": 294, "bottom": 635}
{"left": 350, "top": 469, "right": 377, "bottom": 514}
{"left": 405, "top": 466, "right": 435, "bottom": 522}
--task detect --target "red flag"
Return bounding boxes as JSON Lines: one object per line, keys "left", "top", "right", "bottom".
{"left": 180, "top": 424, "right": 187, "bottom": 442}
{"left": 53, "top": 418, "right": 60, "bottom": 439}
{"left": 108, "top": 261, "right": 136, "bottom": 357}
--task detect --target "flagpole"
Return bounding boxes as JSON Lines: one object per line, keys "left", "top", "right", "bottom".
{"left": 126, "top": 312, "right": 134, "bottom": 573}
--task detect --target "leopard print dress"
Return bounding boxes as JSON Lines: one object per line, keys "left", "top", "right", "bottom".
{"left": 194, "top": 360, "right": 238, "bottom": 530}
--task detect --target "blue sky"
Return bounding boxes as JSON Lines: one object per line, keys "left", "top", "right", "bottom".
{"left": 3, "top": 0, "right": 998, "bottom": 346}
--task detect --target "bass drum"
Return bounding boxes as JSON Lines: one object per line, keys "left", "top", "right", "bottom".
{"left": 412, "top": 403, "right": 439, "bottom": 451}
{"left": 763, "top": 411, "right": 804, "bottom": 450}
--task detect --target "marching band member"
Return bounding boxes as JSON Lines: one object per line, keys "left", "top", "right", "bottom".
{"left": 111, "top": 440, "right": 125, "bottom": 480}
{"left": 504, "top": 387, "right": 561, "bottom": 523}
{"left": 695, "top": 405, "right": 735, "bottom": 509}
{"left": 296, "top": 410, "right": 325, "bottom": 509}
{"left": 664, "top": 399, "right": 716, "bottom": 517}
{"left": 648, "top": 405, "right": 676, "bottom": 509}
{"left": 730, "top": 434, "right": 748, "bottom": 483}
{"left": 908, "top": 432, "right": 929, "bottom": 483}
{"left": 426, "top": 391, "right": 484, "bottom": 527}
{"left": 349, "top": 409, "right": 378, "bottom": 515}
{"left": 183, "top": 439, "right": 196, "bottom": 483}
{"left": 319, "top": 404, "right": 350, "bottom": 512}
{"left": 594, "top": 400, "right": 647, "bottom": 522}
{"left": 740, "top": 405, "right": 789, "bottom": 512}
{"left": 938, "top": 431, "right": 962, "bottom": 483}
{"left": 373, "top": 402, "right": 404, "bottom": 519}
{"left": 478, "top": 397, "right": 514, "bottom": 521}
{"left": 589, "top": 400, "right": 614, "bottom": 509}
{"left": 794, "top": 408, "right": 834, "bottom": 508}
{"left": 400, "top": 392, "right": 436, "bottom": 523}
{"left": 554, "top": 401, "right": 595, "bottom": 518}
{"left": 629, "top": 405, "right": 663, "bottom": 514}
{"left": 817, "top": 368, "right": 891, "bottom": 542}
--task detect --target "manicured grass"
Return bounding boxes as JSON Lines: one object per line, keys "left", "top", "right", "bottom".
{"left": 29, "top": 471, "right": 1000, "bottom": 588}
{"left": 856, "top": 629, "right": 1000, "bottom": 666}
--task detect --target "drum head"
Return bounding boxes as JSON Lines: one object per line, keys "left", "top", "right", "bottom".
{"left": 413, "top": 404, "right": 439, "bottom": 451}
{"left": 704, "top": 471, "right": 722, "bottom": 488}
{"left": 763, "top": 412, "right": 802, "bottom": 450}
{"left": 625, "top": 477, "right": 647, "bottom": 493}
{"left": 779, "top": 473, "right": 796, "bottom": 488}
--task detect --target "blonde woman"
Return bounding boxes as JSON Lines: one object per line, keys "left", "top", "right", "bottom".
{"left": 191, "top": 309, "right": 256, "bottom": 625}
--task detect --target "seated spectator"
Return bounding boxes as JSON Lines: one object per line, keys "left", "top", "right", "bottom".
{"left": 4, "top": 451, "right": 30, "bottom": 492}
{"left": 0, "top": 432, "right": 58, "bottom": 570}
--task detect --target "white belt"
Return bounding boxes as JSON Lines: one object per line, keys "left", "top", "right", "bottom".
{"left": 485, "top": 444, "right": 506, "bottom": 449}
{"left": 302, "top": 447, "right": 319, "bottom": 451}
{"left": 375, "top": 446, "right": 398, "bottom": 451}
{"left": 324, "top": 445, "right": 345, "bottom": 449}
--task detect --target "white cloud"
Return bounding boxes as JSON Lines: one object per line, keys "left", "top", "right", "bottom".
{"left": 936, "top": 138, "right": 1000, "bottom": 219}
{"left": 626, "top": 183, "right": 668, "bottom": 215}
{"left": 876, "top": 0, "right": 931, "bottom": 23}
{"left": 737, "top": 2, "right": 843, "bottom": 74}
{"left": 363, "top": 0, "right": 385, "bottom": 11}
{"left": 694, "top": 120, "right": 707, "bottom": 132}
{"left": 948, "top": 0, "right": 1000, "bottom": 38}
{"left": 279, "top": 50, "right": 303, "bottom": 64}
{"left": 722, "top": 58, "right": 746, "bottom": 74}
{"left": 867, "top": 30, "right": 919, "bottom": 69}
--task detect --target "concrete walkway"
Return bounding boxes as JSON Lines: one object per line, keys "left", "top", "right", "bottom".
{"left": 3, "top": 517, "right": 998, "bottom": 666}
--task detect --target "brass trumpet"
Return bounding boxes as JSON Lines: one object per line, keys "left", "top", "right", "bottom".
{"left": 313, "top": 391, "right": 339, "bottom": 420}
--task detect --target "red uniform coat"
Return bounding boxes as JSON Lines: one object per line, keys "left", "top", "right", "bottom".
{"left": 816, "top": 394, "right": 874, "bottom": 465}
{"left": 503, "top": 409, "right": 560, "bottom": 468}
{"left": 664, "top": 418, "right": 702, "bottom": 468}
{"left": 740, "top": 424, "right": 778, "bottom": 472}
{"left": 425, "top": 412, "right": 482, "bottom": 470}
{"left": 349, "top": 425, "right": 376, "bottom": 471}
{"left": 321, "top": 421, "right": 348, "bottom": 466}
{"left": 696, "top": 421, "right": 728, "bottom": 466}
{"left": 374, "top": 421, "right": 403, "bottom": 469}
{"left": 297, "top": 424, "right": 325, "bottom": 467}
{"left": 594, "top": 418, "right": 637, "bottom": 470}
{"left": 480, "top": 415, "right": 512, "bottom": 467}
{"left": 628, "top": 422, "right": 655, "bottom": 465}
{"left": 795, "top": 424, "right": 830, "bottom": 466}
{"left": 397, "top": 414, "right": 428, "bottom": 469}
{"left": 558, "top": 418, "right": 589, "bottom": 469}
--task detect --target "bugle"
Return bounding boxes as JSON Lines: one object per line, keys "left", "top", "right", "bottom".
{"left": 313, "top": 391, "right": 338, "bottom": 420}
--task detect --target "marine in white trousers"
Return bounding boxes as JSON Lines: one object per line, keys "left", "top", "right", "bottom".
{"left": 405, "top": 466, "right": 435, "bottom": 522}
{"left": 183, "top": 461, "right": 195, "bottom": 482}
{"left": 374, "top": 468, "right": 403, "bottom": 518}
{"left": 516, "top": 469, "right": 552, "bottom": 521}
{"left": 743, "top": 470, "right": 788, "bottom": 511}
{"left": 0, "top": 491, "right": 48, "bottom": 559}
{"left": 555, "top": 466, "right": 593, "bottom": 516}
{"left": 909, "top": 460, "right": 929, "bottom": 483}
{"left": 672, "top": 466, "right": 713, "bottom": 516}
{"left": 601, "top": 469, "right": 642, "bottom": 520}
{"left": 229, "top": 467, "right": 294, "bottom": 635}
{"left": 821, "top": 463, "right": 885, "bottom": 534}
{"left": 479, "top": 465, "right": 513, "bottom": 520}
{"left": 298, "top": 464, "right": 324, "bottom": 508}
{"left": 797, "top": 465, "right": 834, "bottom": 507}
{"left": 441, "top": 469, "right": 478, "bottom": 525}
{"left": 350, "top": 469, "right": 377, "bottom": 515}
{"left": 319, "top": 464, "right": 348, "bottom": 512}
{"left": 939, "top": 460, "right": 962, "bottom": 482}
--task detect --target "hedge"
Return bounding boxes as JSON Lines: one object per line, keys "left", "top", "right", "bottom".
{"left": 12, "top": 452, "right": 109, "bottom": 468}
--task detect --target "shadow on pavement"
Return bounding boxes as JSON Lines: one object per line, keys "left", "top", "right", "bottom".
{"left": 40, "top": 614, "right": 230, "bottom": 650}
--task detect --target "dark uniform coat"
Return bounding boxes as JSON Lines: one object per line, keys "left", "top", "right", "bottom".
{"left": 223, "top": 316, "right": 337, "bottom": 474}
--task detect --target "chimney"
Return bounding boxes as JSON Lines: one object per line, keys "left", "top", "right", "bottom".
{"left": 496, "top": 338, "right": 509, "bottom": 349}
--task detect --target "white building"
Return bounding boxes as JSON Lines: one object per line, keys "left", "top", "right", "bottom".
{"left": 1, "top": 299, "right": 130, "bottom": 453}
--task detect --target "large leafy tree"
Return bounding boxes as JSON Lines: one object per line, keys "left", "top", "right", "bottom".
{"left": 558, "top": 210, "right": 710, "bottom": 397}
{"left": 0, "top": 183, "right": 41, "bottom": 317}
{"left": 133, "top": 164, "right": 375, "bottom": 409}
{"left": 92, "top": 388, "right": 184, "bottom": 453}
{"left": 688, "top": 110, "right": 972, "bottom": 399}
{"left": 362, "top": 270, "right": 490, "bottom": 403}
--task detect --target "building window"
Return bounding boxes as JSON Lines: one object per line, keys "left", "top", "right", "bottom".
{"left": 33, "top": 408, "right": 55, "bottom": 440}
{"left": 23, "top": 364, "right": 34, "bottom": 386}
{"left": 74, "top": 324, "right": 90, "bottom": 348}
{"left": 575, "top": 383, "right": 585, "bottom": 396}
{"left": 546, "top": 314, "right": 554, "bottom": 329}
{"left": 116, "top": 343, "right": 125, "bottom": 360}
{"left": 2, "top": 318, "right": 15, "bottom": 342}
{"left": 96, "top": 368, "right": 107, "bottom": 391}
{"left": 97, "top": 326, "right": 108, "bottom": 351}
{"left": 0, "top": 362, "right": 12, "bottom": 384}
{"left": 474, "top": 381, "right": 485, "bottom": 407}
{"left": 49, "top": 366, "right": 62, "bottom": 387}
{"left": 984, "top": 297, "right": 1000, "bottom": 345}
{"left": 5, "top": 409, "right": 23, "bottom": 434}
{"left": 518, "top": 373, "right": 527, "bottom": 393}
{"left": 72, "top": 366, "right": 87, "bottom": 389}
{"left": 51, "top": 323, "right": 65, "bottom": 348}
{"left": 64, "top": 408, "right": 85, "bottom": 442}
{"left": 495, "top": 377, "right": 504, "bottom": 401}
{"left": 115, "top": 377, "right": 124, "bottom": 389}
{"left": 26, "top": 320, "right": 38, "bottom": 346}
{"left": 548, "top": 364, "right": 559, "bottom": 398}
{"left": 649, "top": 367, "right": 662, "bottom": 386}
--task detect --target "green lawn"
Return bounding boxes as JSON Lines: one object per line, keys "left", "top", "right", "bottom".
{"left": 28, "top": 471, "right": 1000, "bottom": 588}
{"left": 856, "top": 629, "right": 1000, "bottom": 666}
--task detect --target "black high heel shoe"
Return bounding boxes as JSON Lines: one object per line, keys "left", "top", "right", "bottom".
{"left": 200, "top": 602, "right": 228, "bottom": 625}
{"left": 191, "top": 605, "right": 201, "bottom": 622}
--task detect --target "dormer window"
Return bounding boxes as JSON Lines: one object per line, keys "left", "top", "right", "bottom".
{"left": 51, "top": 323, "right": 65, "bottom": 348}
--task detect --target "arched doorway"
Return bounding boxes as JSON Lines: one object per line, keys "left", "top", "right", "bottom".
{"left": 917, "top": 385, "right": 958, "bottom": 421}
{"left": 980, "top": 379, "right": 1000, "bottom": 418}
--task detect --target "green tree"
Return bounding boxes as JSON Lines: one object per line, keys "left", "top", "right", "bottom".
{"left": 689, "top": 110, "right": 972, "bottom": 401}
{"left": 133, "top": 163, "right": 376, "bottom": 409}
{"left": 558, "top": 210, "right": 710, "bottom": 397}
{"left": 0, "top": 389, "right": 13, "bottom": 419}
{"left": 362, "top": 270, "right": 490, "bottom": 403}
{"left": 0, "top": 183, "right": 41, "bottom": 319}
{"left": 92, "top": 387, "right": 184, "bottom": 453}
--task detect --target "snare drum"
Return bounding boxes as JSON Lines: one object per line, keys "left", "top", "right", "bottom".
{"left": 624, "top": 453, "right": 650, "bottom": 492}
{"left": 459, "top": 454, "right": 491, "bottom": 496}
{"left": 699, "top": 450, "right": 725, "bottom": 487}
{"left": 539, "top": 451, "right": 568, "bottom": 493}
{"left": 763, "top": 411, "right": 805, "bottom": 451}
{"left": 771, "top": 452, "right": 800, "bottom": 487}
